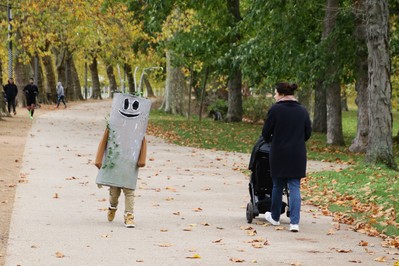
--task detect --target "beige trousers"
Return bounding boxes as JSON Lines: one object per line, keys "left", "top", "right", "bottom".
{"left": 109, "top": 186, "right": 135, "bottom": 214}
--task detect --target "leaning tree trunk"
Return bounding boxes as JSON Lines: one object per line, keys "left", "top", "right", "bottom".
{"left": 106, "top": 64, "right": 117, "bottom": 98}
{"left": 323, "top": 0, "right": 344, "bottom": 145}
{"left": 225, "top": 0, "right": 243, "bottom": 122}
{"left": 350, "top": 0, "right": 369, "bottom": 153}
{"left": 160, "top": 50, "right": 186, "bottom": 115}
{"left": 143, "top": 76, "right": 155, "bottom": 98}
{"left": 89, "top": 56, "right": 102, "bottom": 99}
{"left": 125, "top": 64, "right": 135, "bottom": 94}
{"left": 365, "top": 0, "right": 396, "bottom": 168}
{"left": 42, "top": 55, "right": 57, "bottom": 103}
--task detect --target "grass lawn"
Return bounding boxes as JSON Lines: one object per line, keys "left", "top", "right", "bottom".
{"left": 147, "top": 109, "right": 399, "bottom": 244}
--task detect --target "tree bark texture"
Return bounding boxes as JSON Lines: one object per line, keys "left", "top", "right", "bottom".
{"left": 297, "top": 88, "right": 312, "bottom": 115}
{"left": 322, "top": 0, "right": 344, "bottom": 145}
{"left": 365, "top": 0, "right": 396, "bottom": 168}
{"left": 125, "top": 64, "right": 135, "bottom": 94}
{"left": 143, "top": 76, "right": 155, "bottom": 98}
{"left": 160, "top": 50, "right": 186, "bottom": 115}
{"left": 225, "top": 0, "right": 243, "bottom": 122}
{"left": 42, "top": 55, "right": 57, "bottom": 103}
{"left": 70, "top": 56, "right": 83, "bottom": 100}
{"left": 106, "top": 64, "right": 118, "bottom": 98}
{"left": 225, "top": 69, "right": 243, "bottom": 122}
{"left": 30, "top": 56, "right": 45, "bottom": 104}
{"left": 89, "top": 56, "right": 102, "bottom": 99}
{"left": 0, "top": 59, "right": 5, "bottom": 116}
{"left": 313, "top": 80, "right": 327, "bottom": 133}
{"left": 350, "top": 0, "right": 369, "bottom": 153}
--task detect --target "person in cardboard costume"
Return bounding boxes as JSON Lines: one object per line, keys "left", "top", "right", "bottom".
{"left": 95, "top": 93, "right": 151, "bottom": 228}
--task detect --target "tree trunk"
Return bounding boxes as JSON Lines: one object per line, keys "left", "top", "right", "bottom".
{"left": 106, "top": 64, "right": 117, "bottom": 98}
{"left": 297, "top": 88, "right": 312, "bottom": 115}
{"left": 0, "top": 59, "right": 5, "bottom": 116}
{"left": 143, "top": 76, "right": 155, "bottom": 98}
{"left": 125, "top": 64, "right": 135, "bottom": 94}
{"left": 225, "top": 68, "right": 242, "bottom": 122}
{"left": 30, "top": 56, "right": 45, "bottom": 104}
{"left": 42, "top": 55, "right": 57, "bottom": 103}
{"left": 313, "top": 81, "right": 327, "bottom": 133}
{"left": 70, "top": 56, "right": 83, "bottom": 100}
{"left": 225, "top": 0, "right": 243, "bottom": 122}
{"left": 322, "top": 0, "right": 344, "bottom": 145}
{"left": 90, "top": 56, "right": 102, "bottom": 99}
{"left": 160, "top": 50, "right": 186, "bottom": 115}
{"left": 350, "top": 0, "right": 369, "bottom": 153}
{"left": 365, "top": 0, "right": 396, "bottom": 168}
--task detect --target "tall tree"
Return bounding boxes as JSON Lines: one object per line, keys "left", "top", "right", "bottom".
{"left": 323, "top": 0, "right": 345, "bottom": 146}
{"left": 90, "top": 56, "right": 102, "bottom": 99}
{"left": 365, "top": 0, "right": 396, "bottom": 168}
{"left": 225, "top": 0, "right": 243, "bottom": 122}
{"left": 350, "top": 0, "right": 369, "bottom": 152}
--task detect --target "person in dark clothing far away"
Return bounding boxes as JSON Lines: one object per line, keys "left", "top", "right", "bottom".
{"left": 3, "top": 78, "right": 18, "bottom": 115}
{"left": 23, "top": 78, "right": 39, "bottom": 119}
{"left": 262, "top": 82, "right": 312, "bottom": 232}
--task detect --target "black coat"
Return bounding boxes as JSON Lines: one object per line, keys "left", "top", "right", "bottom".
{"left": 23, "top": 84, "right": 39, "bottom": 101}
{"left": 262, "top": 100, "right": 312, "bottom": 179}
{"left": 3, "top": 83, "right": 18, "bottom": 99}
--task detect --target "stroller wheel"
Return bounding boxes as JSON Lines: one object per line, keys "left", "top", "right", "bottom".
{"left": 246, "top": 202, "right": 254, "bottom": 223}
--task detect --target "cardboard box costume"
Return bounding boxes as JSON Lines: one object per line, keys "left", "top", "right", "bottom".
{"left": 95, "top": 93, "right": 151, "bottom": 189}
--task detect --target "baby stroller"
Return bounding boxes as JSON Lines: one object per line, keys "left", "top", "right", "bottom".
{"left": 246, "top": 136, "right": 289, "bottom": 223}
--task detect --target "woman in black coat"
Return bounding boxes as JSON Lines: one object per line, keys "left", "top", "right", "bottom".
{"left": 262, "top": 82, "right": 312, "bottom": 232}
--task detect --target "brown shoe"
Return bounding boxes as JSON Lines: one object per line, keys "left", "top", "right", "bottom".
{"left": 124, "top": 212, "right": 135, "bottom": 228}
{"left": 107, "top": 206, "right": 117, "bottom": 222}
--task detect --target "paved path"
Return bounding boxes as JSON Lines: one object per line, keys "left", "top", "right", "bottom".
{"left": 5, "top": 100, "right": 398, "bottom": 265}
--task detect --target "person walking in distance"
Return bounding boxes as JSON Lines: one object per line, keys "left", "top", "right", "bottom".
{"left": 3, "top": 78, "right": 18, "bottom": 115}
{"left": 56, "top": 81, "right": 67, "bottom": 108}
{"left": 262, "top": 82, "right": 312, "bottom": 232}
{"left": 23, "top": 78, "right": 39, "bottom": 119}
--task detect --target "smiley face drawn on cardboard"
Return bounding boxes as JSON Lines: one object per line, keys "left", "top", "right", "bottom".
{"left": 118, "top": 97, "right": 141, "bottom": 118}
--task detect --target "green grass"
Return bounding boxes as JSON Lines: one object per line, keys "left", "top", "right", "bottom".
{"left": 148, "top": 109, "right": 399, "bottom": 239}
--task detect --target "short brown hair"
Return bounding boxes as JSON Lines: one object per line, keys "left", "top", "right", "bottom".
{"left": 276, "top": 82, "right": 298, "bottom": 95}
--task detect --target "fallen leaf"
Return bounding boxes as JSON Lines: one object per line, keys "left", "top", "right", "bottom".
{"left": 358, "top": 240, "right": 368, "bottom": 246}
{"left": 1, "top": 200, "right": 8, "bottom": 204}
{"left": 173, "top": 211, "right": 180, "bottom": 215}
{"left": 55, "top": 251, "right": 65, "bottom": 258}
{"left": 212, "top": 239, "right": 222, "bottom": 243}
{"left": 101, "top": 234, "right": 111, "bottom": 238}
{"left": 336, "top": 249, "right": 352, "bottom": 253}
{"left": 136, "top": 259, "right": 144, "bottom": 262}
{"left": 275, "top": 226, "right": 285, "bottom": 231}
{"left": 160, "top": 229, "right": 168, "bottom": 232}
{"left": 374, "top": 257, "right": 386, "bottom": 262}
{"left": 200, "top": 222, "right": 210, "bottom": 226}
{"left": 193, "top": 207, "right": 203, "bottom": 212}
{"left": 31, "top": 245, "right": 37, "bottom": 248}
{"left": 165, "top": 197, "right": 174, "bottom": 201}
{"left": 247, "top": 230, "right": 257, "bottom": 236}
{"left": 98, "top": 198, "right": 106, "bottom": 202}
{"left": 348, "top": 260, "right": 362, "bottom": 263}
{"left": 186, "top": 253, "right": 201, "bottom": 259}
{"left": 230, "top": 258, "right": 245, "bottom": 263}
{"left": 158, "top": 243, "right": 173, "bottom": 247}
{"left": 53, "top": 193, "right": 59, "bottom": 199}
{"left": 183, "top": 228, "right": 192, "bottom": 231}
{"left": 290, "top": 262, "right": 301, "bottom": 266}
{"left": 251, "top": 243, "right": 264, "bottom": 248}
{"left": 240, "top": 226, "right": 253, "bottom": 230}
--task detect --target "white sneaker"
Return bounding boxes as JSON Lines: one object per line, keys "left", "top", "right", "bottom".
{"left": 290, "top": 224, "right": 299, "bottom": 232}
{"left": 265, "top": 212, "right": 280, "bottom": 226}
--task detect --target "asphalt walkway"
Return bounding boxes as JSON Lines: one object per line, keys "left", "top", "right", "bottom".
{"left": 5, "top": 100, "right": 398, "bottom": 265}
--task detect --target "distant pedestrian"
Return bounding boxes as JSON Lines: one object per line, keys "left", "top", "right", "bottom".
{"left": 23, "top": 78, "right": 39, "bottom": 119}
{"left": 3, "top": 78, "right": 18, "bottom": 115}
{"left": 56, "top": 81, "right": 67, "bottom": 108}
{"left": 262, "top": 82, "right": 312, "bottom": 233}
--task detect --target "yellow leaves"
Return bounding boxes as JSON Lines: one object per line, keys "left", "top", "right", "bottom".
{"left": 374, "top": 256, "right": 386, "bottom": 262}
{"left": 230, "top": 258, "right": 245, "bottom": 263}
{"left": 186, "top": 253, "right": 201, "bottom": 259}
{"left": 358, "top": 240, "right": 368, "bottom": 246}
{"left": 157, "top": 243, "right": 173, "bottom": 247}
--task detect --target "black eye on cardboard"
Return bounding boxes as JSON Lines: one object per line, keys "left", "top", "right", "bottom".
{"left": 124, "top": 99, "right": 129, "bottom": 110}
{"left": 132, "top": 101, "right": 139, "bottom": 110}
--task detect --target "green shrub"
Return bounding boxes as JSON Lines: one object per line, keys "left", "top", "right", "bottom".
{"left": 243, "top": 96, "right": 273, "bottom": 123}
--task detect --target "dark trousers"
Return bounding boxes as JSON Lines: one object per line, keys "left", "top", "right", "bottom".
{"left": 57, "top": 96, "right": 66, "bottom": 107}
{"left": 6, "top": 98, "right": 16, "bottom": 113}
